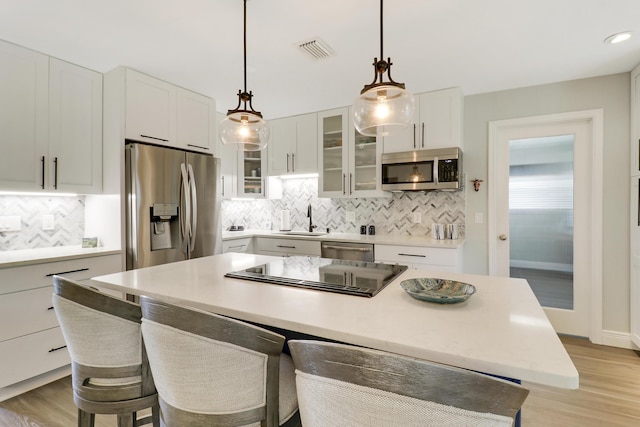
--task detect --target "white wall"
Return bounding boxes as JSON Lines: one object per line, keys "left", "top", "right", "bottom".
{"left": 463, "top": 73, "right": 630, "bottom": 335}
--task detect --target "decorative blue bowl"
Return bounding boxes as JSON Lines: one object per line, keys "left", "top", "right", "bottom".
{"left": 400, "top": 278, "right": 476, "bottom": 304}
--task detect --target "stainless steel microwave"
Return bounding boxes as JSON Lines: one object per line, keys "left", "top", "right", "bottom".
{"left": 381, "top": 147, "right": 463, "bottom": 191}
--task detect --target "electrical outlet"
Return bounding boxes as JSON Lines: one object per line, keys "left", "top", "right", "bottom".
{"left": 412, "top": 212, "right": 422, "bottom": 223}
{"left": 42, "top": 214, "right": 55, "bottom": 231}
{"left": 0, "top": 216, "right": 21, "bottom": 232}
{"left": 346, "top": 211, "right": 356, "bottom": 222}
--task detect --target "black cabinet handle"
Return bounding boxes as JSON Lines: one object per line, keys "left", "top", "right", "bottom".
{"left": 47, "top": 306, "right": 54, "bottom": 311}
{"left": 48, "top": 345, "right": 67, "bottom": 353}
{"left": 46, "top": 267, "right": 89, "bottom": 277}
{"left": 40, "top": 156, "right": 45, "bottom": 189}
{"left": 397, "top": 253, "right": 426, "bottom": 258}
{"left": 53, "top": 157, "right": 58, "bottom": 189}
{"left": 140, "top": 134, "right": 169, "bottom": 142}
{"left": 276, "top": 245, "right": 296, "bottom": 249}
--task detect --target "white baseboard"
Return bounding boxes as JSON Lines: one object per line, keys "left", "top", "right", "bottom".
{"left": 0, "top": 365, "right": 70, "bottom": 402}
{"left": 597, "top": 330, "right": 634, "bottom": 349}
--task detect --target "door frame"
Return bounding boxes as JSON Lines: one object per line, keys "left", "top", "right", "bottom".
{"left": 488, "top": 110, "right": 604, "bottom": 343}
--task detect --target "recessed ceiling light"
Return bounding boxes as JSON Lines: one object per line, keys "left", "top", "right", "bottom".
{"left": 604, "top": 31, "right": 632, "bottom": 44}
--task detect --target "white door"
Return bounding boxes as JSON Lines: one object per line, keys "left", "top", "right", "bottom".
{"left": 489, "top": 111, "right": 603, "bottom": 339}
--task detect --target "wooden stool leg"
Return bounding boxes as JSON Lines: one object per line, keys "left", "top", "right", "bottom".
{"left": 77, "top": 409, "right": 95, "bottom": 427}
{"left": 116, "top": 413, "right": 135, "bottom": 427}
{"left": 152, "top": 405, "right": 161, "bottom": 427}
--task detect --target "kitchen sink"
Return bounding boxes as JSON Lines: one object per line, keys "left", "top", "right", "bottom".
{"left": 275, "top": 231, "right": 327, "bottom": 237}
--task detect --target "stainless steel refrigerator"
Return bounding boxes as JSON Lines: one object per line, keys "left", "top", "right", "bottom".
{"left": 125, "top": 141, "right": 222, "bottom": 270}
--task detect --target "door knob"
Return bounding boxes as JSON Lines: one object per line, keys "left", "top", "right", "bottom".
{"left": 499, "top": 234, "right": 508, "bottom": 241}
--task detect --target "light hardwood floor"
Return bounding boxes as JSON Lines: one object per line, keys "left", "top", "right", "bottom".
{"left": 1, "top": 335, "right": 639, "bottom": 426}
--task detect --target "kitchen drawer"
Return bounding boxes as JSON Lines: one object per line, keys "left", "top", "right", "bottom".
{"left": 255, "top": 238, "right": 321, "bottom": 256}
{"left": 0, "top": 327, "right": 70, "bottom": 389}
{"left": 375, "top": 244, "right": 458, "bottom": 267}
{"left": 0, "top": 254, "right": 122, "bottom": 295}
{"left": 0, "top": 286, "right": 58, "bottom": 342}
{"left": 223, "top": 237, "right": 253, "bottom": 254}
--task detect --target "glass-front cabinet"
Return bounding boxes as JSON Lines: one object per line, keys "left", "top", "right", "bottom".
{"left": 318, "top": 107, "right": 387, "bottom": 198}
{"left": 238, "top": 149, "right": 267, "bottom": 198}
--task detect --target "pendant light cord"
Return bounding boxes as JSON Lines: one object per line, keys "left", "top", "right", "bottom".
{"left": 379, "top": 0, "right": 384, "bottom": 61}
{"left": 243, "top": 0, "right": 247, "bottom": 101}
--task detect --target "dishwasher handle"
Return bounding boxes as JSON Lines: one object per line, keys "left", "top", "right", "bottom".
{"left": 322, "top": 244, "right": 372, "bottom": 252}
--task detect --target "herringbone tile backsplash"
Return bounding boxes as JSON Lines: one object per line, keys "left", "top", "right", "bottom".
{"left": 0, "top": 196, "right": 85, "bottom": 251}
{"left": 222, "top": 178, "right": 465, "bottom": 237}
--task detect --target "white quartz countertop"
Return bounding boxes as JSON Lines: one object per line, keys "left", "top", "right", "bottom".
{"left": 91, "top": 252, "right": 578, "bottom": 389}
{"left": 0, "top": 246, "right": 122, "bottom": 268}
{"left": 222, "top": 229, "right": 464, "bottom": 249}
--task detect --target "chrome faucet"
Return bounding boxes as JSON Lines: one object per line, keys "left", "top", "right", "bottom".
{"left": 307, "top": 203, "right": 317, "bottom": 232}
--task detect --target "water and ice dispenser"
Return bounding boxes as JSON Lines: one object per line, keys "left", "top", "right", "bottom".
{"left": 150, "top": 203, "right": 179, "bottom": 251}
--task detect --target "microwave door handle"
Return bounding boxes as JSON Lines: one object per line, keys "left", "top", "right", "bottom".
{"left": 433, "top": 156, "right": 439, "bottom": 185}
{"left": 187, "top": 163, "right": 197, "bottom": 254}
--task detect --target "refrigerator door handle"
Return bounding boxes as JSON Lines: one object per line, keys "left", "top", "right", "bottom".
{"left": 180, "top": 163, "right": 191, "bottom": 254}
{"left": 187, "top": 163, "right": 198, "bottom": 253}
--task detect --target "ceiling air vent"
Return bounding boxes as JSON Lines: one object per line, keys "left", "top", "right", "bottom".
{"left": 296, "top": 37, "right": 334, "bottom": 60}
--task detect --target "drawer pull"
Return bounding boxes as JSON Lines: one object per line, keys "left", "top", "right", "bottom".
{"left": 277, "top": 245, "right": 296, "bottom": 249}
{"left": 229, "top": 244, "right": 246, "bottom": 249}
{"left": 48, "top": 345, "right": 67, "bottom": 353}
{"left": 47, "top": 306, "right": 54, "bottom": 311}
{"left": 46, "top": 267, "right": 89, "bottom": 277}
{"left": 397, "top": 253, "right": 426, "bottom": 258}
{"left": 140, "top": 134, "right": 169, "bottom": 142}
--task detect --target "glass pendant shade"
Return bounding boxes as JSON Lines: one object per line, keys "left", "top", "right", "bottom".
{"left": 353, "top": 84, "right": 415, "bottom": 136}
{"left": 220, "top": 110, "right": 269, "bottom": 151}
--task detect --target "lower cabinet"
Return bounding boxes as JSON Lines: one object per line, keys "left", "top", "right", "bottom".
{"left": 375, "top": 244, "right": 463, "bottom": 272}
{"left": 222, "top": 237, "right": 254, "bottom": 254}
{"left": 0, "top": 253, "right": 122, "bottom": 392}
{"left": 254, "top": 237, "right": 321, "bottom": 257}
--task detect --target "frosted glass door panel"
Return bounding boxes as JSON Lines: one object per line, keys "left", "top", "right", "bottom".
{"left": 508, "top": 135, "right": 574, "bottom": 310}
{"left": 322, "top": 115, "right": 344, "bottom": 193}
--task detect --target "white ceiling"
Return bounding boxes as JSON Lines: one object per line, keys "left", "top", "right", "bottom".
{"left": 2, "top": 0, "right": 640, "bottom": 119}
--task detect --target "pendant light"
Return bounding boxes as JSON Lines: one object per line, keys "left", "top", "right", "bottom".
{"left": 219, "top": 0, "right": 269, "bottom": 151}
{"left": 353, "top": 0, "right": 415, "bottom": 137}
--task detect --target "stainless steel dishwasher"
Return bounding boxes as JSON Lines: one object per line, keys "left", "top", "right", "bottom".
{"left": 321, "top": 241, "right": 374, "bottom": 262}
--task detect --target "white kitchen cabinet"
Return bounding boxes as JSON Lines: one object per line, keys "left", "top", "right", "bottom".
{"left": 48, "top": 58, "right": 103, "bottom": 193}
{"left": 0, "top": 253, "right": 122, "bottom": 392}
{"left": 0, "top": 40, "right": 49, "bottom": 192}
{"left": 0, "top": 41, "right": 103, "bottom": 194}
{"left": 375, "top": 244, "right": 463, "bottom": 272}
{"left": 255, "top": 237, "right": 321, "bottom": 257}
{"left": 222, "top": 237, "right": 254, "bottom": 254}
{"left": 268, "top": 113, "right": 318, "bottom": 176}
{"left": 176, "top": 87, "right": 216, "bottom": 152}
{"left": 383, "top": 87, "right": 463, "bottom": 153}
{"left": 238, "top": 149, "right": 268, "bottom": 198}
{"left": 631, "top": 65, "right": 640, "bottom": 348}
{"left": 318, "top": 107, "right": 387, "bottom": 198}
{"left": 123, "top": 68, "right": 215, "bottom": 154}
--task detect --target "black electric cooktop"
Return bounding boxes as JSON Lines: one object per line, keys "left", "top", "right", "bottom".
{"left": 225, "top": 256, "right": 408, "bottom": 297}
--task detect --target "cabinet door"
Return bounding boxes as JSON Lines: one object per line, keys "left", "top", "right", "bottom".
{"left": 293, "top": 113, "right": 318, "bottom": 174}
{"left": 318, "top": 108, "right": 349, "bottom": 197}
{"left": 176, "top": 87, "right": 215, "bottom": 153}
{"left": 238, "top": 149, "right": 267, "bottom": 198}
{"left": 48, "top": 58, "right": 102, "bottom": 194}
{"left": 125, "top": 69, "right": 176, "bottom": 145}
{"left": 0, "top": 40, "right": 49, "bottom": 191}
{"left": 382, "top": 95, "right": 419, "bottom": 154}
{"left": 349, "top": 111, "right": 386, "bottom": 197}
{"left": 268, "top": 117, "right": 296, "bottom": 175}
{"left": 632, "top": 65, "right": 640, "bottom": 177}
{"left": 419, "top": 87, "right": 463, "bottom": 149}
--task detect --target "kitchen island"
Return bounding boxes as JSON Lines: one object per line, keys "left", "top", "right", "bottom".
{"left": 91, "top": 252, "right": 578, "bottom": 390}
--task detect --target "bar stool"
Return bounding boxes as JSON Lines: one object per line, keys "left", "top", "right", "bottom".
{"left": 139, "top": 295, "right": 300, "bottom": 427}
{"left": 52, "top": 275, "right": 159, "bottom": 427}
{"left": 289, "top": 340, "right": 529, "bottom": 427}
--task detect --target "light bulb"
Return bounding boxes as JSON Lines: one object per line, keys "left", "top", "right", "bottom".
{"left": 238, "top": 125, "right": 250, "bottom": 139}
{"left": 375, "top": 102, "right": 390, "bottom": 120}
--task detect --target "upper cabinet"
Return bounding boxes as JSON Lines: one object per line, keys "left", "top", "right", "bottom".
{"left": 318, "top": 107, "right": 387, "bottom": 198}
{"left": 268, "top": 113, "right": 318, "bottom": 176}
{"left": 0, "top": 40, "right": 102, "bottom": 194}
{"left": 631, "top": 65, "right": 640, "bottom": 177}
{"left": 238, "top": 149, "right": 268, "bottom": 198}
{"left": 124, "top": 68, "right": 215, "bottom": 154}
{"left": 383, "top": 87, "right": 463, "bottom": 153}
{"left": 48, "top": 58, "right": 103, "bottom": 193}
